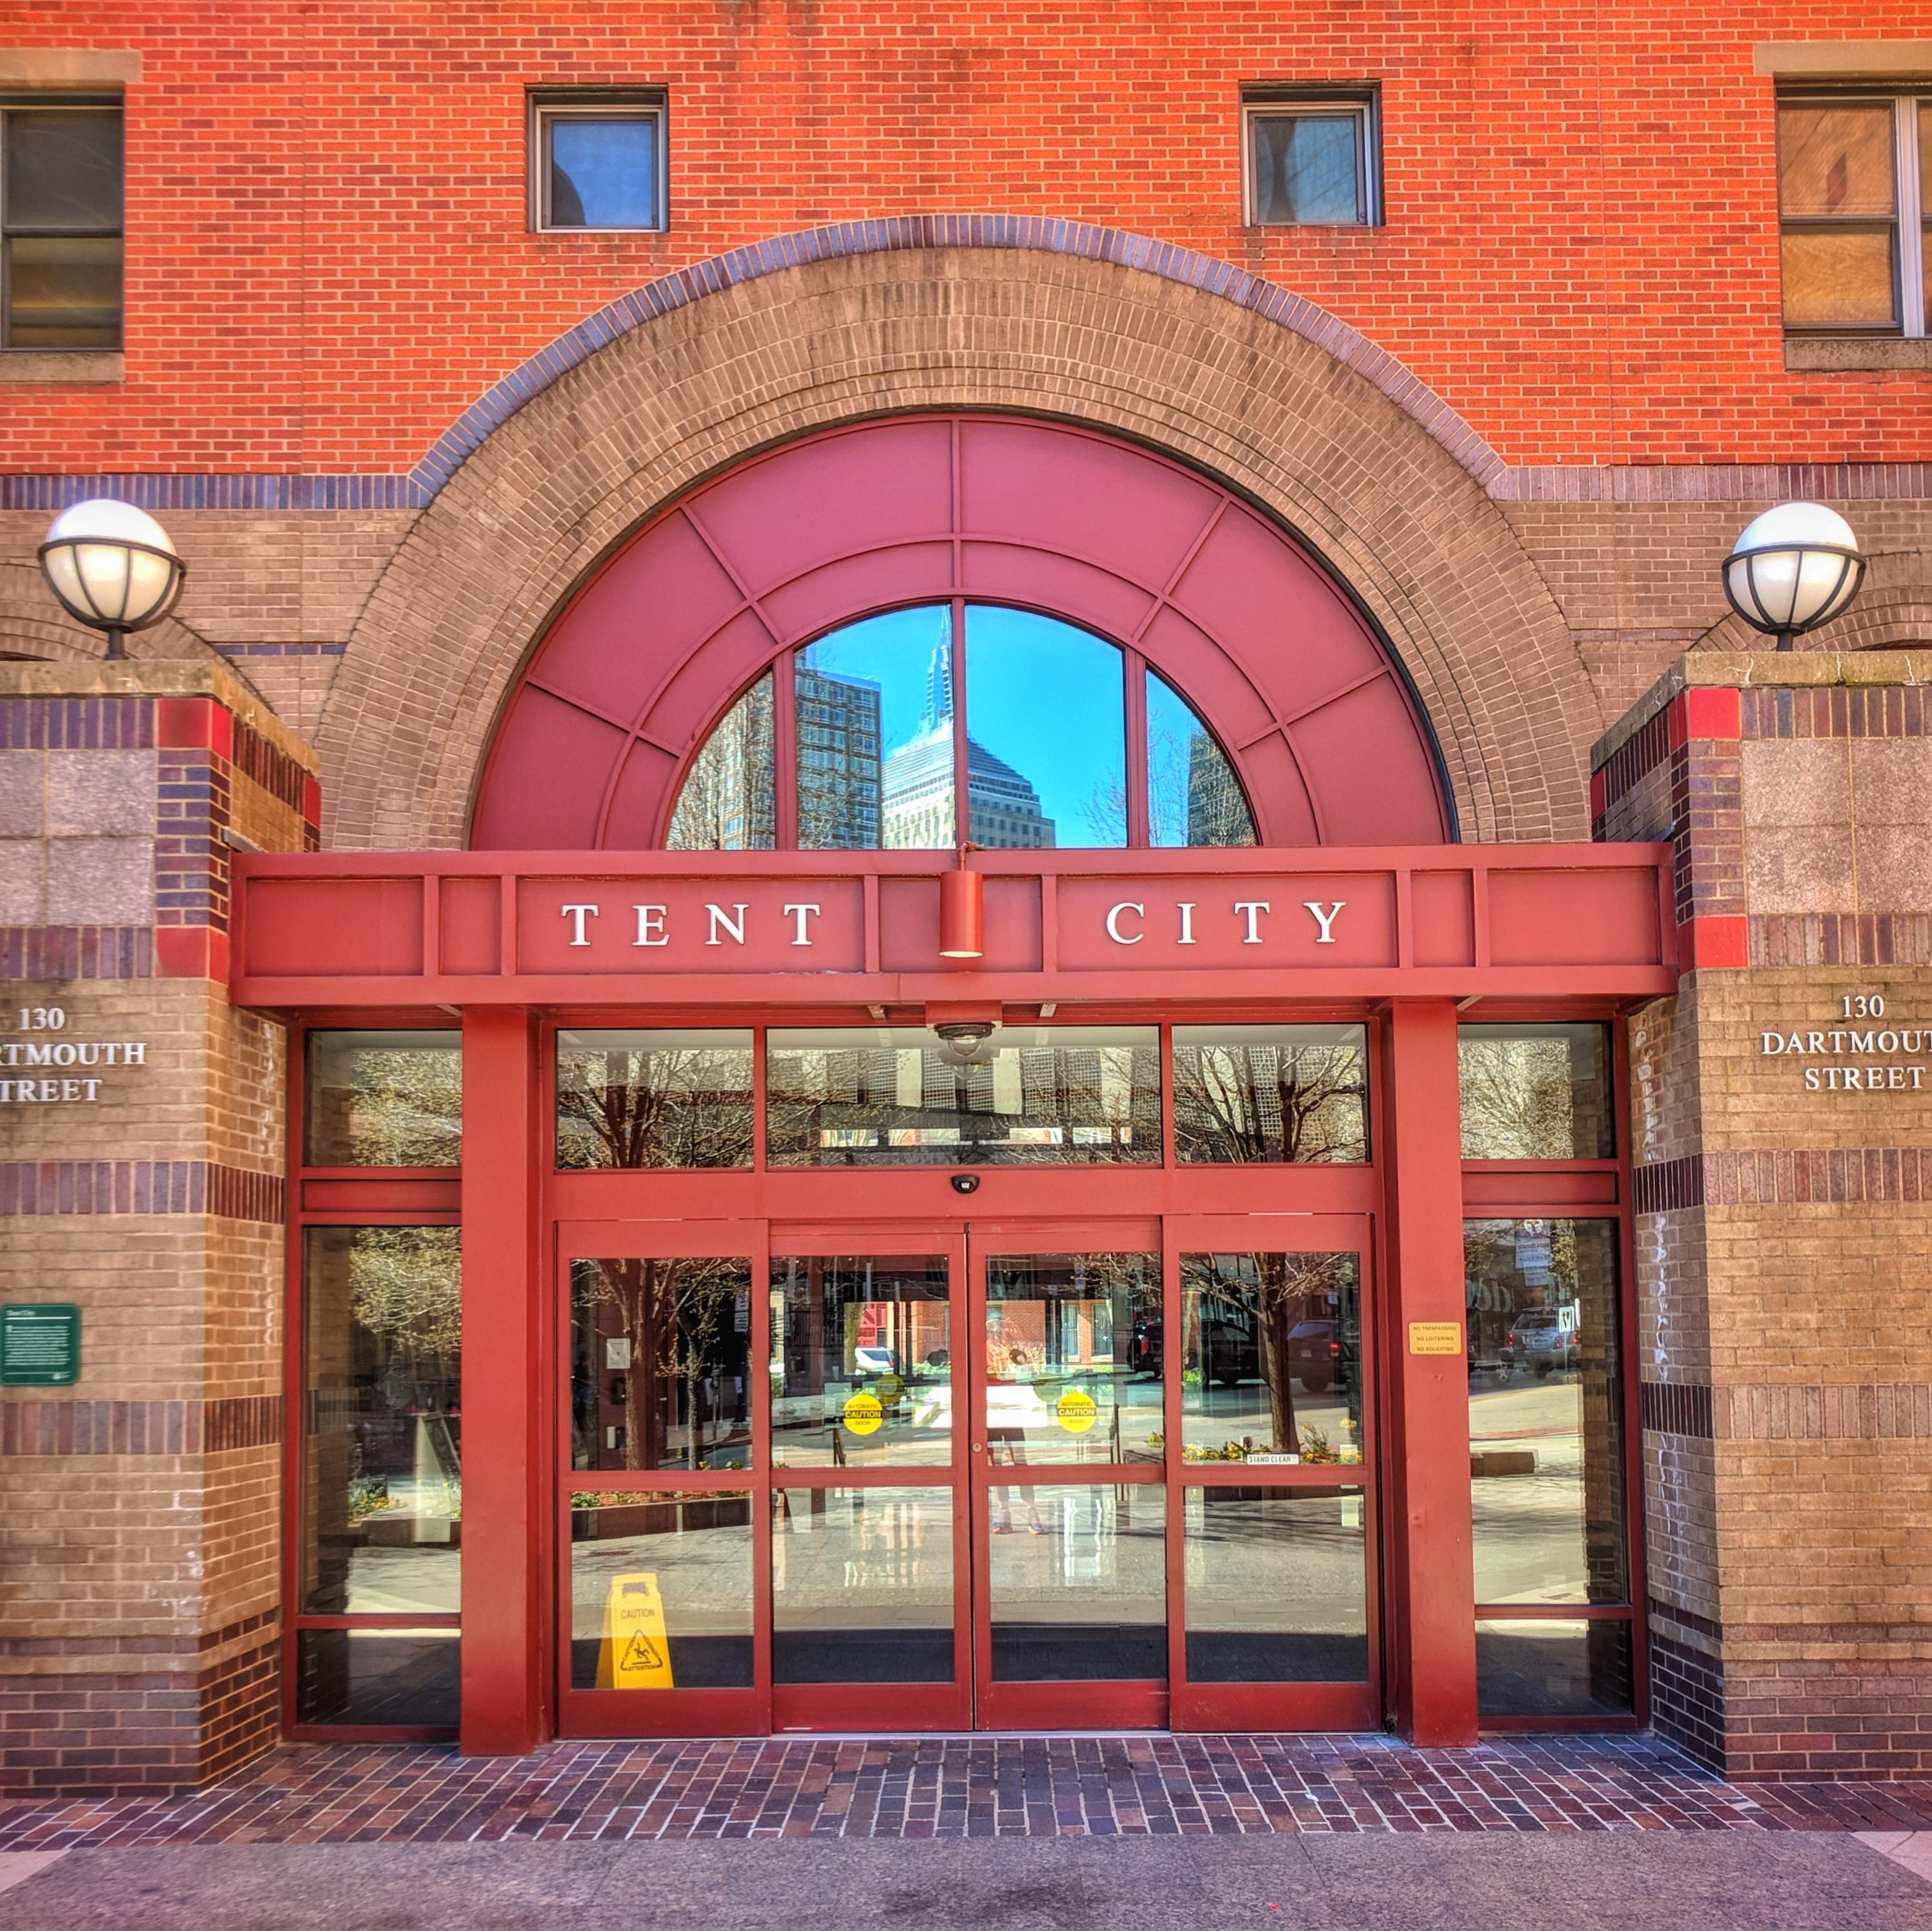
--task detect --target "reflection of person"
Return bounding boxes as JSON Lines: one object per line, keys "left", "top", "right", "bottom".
{"left": 988, "top": 1342, "right": 1045, "bottom": 1535}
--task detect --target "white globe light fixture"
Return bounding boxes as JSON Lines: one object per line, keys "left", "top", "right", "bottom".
{"left": 37, "top": 499, "right": 186, "bottom": 660}
{"left": 1721, "top": 501, "right": 1865, "bottom": 652}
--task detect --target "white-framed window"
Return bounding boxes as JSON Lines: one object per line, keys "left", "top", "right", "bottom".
{"left": 529, "top": 90, "right": 667, "bottom": 234}
{"left": 1777, "top": 90, "right": 1929, "bottom": 336}
{"left": 1242, "top": 90, "right": 1379, "bottom": 228}
{"left": 0, "top": 94, "right": 123, "bottom": 349}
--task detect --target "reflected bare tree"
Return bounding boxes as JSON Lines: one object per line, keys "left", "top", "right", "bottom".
{"left": 557, "top": 1046, "right": 753, "bottom": 1169}
{"left": 1458, "top": 1031, "right": 1606, "bottom": 1159}
{"left": 582, "top": 1257, "right": 751, "bottom": 1471}
{"left": 1174, "top": 1035, "right": 1367, "bottom": 1164}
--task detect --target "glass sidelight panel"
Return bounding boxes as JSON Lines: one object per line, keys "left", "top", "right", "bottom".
{"left": 772, "top": 1487, "right": 955, "bottom": 1683}
{"left": 569, "top": 1491, "right": 754, "bottom": 1689}
{"left": 305, "top": 1030, "right": 461, "bottom": 1166}
{"left": 988, "top": 1485, "right": 1165, "bottom": 1679}
{"left": 770, "top": 1255, "right": 954, "bottom": 1466}
{"left": 1179, "top": 1253, "right": 1362, "bottom": 1465}
{"left": 1458, "top": 1023, "right": 1612, "bottom": 1160}
{"left": 1476, "top": 1618, "right": 1633, "bottom": 1717}
{"left": 982, "top": 1253, "right": 1163, "bottom": 1464}
{"left": 1465, "top": 1219, "right": 1627, "bottom": 1606}
{"left": 570, "top": 1257, "right": 754, "bottom": 1473}
{"left": 301, "top": 1226, "right": 462, "bottom": 1615}
{"left": 295, "top": 1628, "right": 458, "bottom": 1726}
{"left": 1183, "top": 1489, "right": 1368, "bottom": 1682}
{"left": 766, "top": 1026, "right": 1160, "bottom": 1166}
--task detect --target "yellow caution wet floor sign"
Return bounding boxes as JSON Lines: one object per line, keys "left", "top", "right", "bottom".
{"left": 599, "top": 1571, "right": 675, "bottom": 1689}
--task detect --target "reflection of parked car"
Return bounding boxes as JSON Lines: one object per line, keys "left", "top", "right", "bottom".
{"left": 1128, "top": 1313, "right": 1163, "bottom": 1376}
{"left": 1200, "top": 1318, "right": 1259, "bottom": 1388}
{"left": 1287, "top": 1319, "right": 1341, "bottom": 1393}
{"left": 1505, "top": 1310, "right": 1578, "bottom": 1376}
{"left": 853, "top": 1345, "right": 901, "bottom": 1377}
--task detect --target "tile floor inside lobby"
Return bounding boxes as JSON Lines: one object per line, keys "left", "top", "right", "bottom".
{"left": 4, "top": 1734, "right": 1932, "bottom": 1849}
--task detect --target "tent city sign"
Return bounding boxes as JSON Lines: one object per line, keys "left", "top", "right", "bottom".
{"left": 1758, "top": 992, "right": 1929, "bottom": 1093}
{"left": 525, "top": 876, "right": 1379, "bottom": 973}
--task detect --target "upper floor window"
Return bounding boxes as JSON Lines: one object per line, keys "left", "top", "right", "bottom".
{"left": 0, "top": 97, "right": 122, "bottom": 349}
{"left": 1778, "top": 92, "right": 1929, "bottom": 336}
{"left": 666, "top": 603, "right": 1259, "bottom": 853}
{"left": 1243, "top": 89, "right": 1378, "bottom": 227}
{"left": 530, "top": 90, "right": 666, "bottom": 232}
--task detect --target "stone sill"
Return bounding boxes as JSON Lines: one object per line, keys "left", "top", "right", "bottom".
{"left": 1593, "top": 651, "right": 1932, "bottom": 769}
{"left": 0, "top": 660, "right": 320, "bottom": 773}
{"left": 1785, "top": 338, "right": 1932, "bottom": 373}
{"left": 0, "top": 352, "right": 123, "bottom": 385}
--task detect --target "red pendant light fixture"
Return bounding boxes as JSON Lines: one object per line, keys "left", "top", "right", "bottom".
{"left": 939, "top": 847, "right": 984, "bottom": 960}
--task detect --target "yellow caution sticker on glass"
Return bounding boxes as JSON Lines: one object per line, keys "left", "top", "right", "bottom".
{"left": 600, "top": 1571, "right": 674, "bottom": 1690}
{"left": 842, "top": 1391, "right": 884, "bottom": 1435}
{"left": 1055, "top": 1388, "right": 1099, "bottom": 1434}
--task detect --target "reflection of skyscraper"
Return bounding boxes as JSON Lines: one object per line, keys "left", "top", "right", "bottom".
{"left": 1185, "top": 727, "right": 1256, "bottom": 847}
{"left": 666, "top": 674, "right": 776, "bottom": 849}
{"left": 880, "top": 646, "right": 1056, "bottom": 850}
{"left": 797, "top": 669, "right": 882, "bottom": 848}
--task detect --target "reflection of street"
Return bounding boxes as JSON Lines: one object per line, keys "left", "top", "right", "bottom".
{"left": 1183, "top": 1493, "right": 1365, "bottom": 1639}
{"left": 771, "top": 1491, "right": 953, "bottom": 1633}
{"left": 1182, "top": 1379, "right": 1356, "bottom": 1457}
{"left": 571, "top": 1523, "right": 751, "bottom": 1643}
{"left": 340, "top": 1544, "right": 461, "bottom": 1615}
{"left": 1470, "top": 1371, "right": 1589, "bottom": 1604}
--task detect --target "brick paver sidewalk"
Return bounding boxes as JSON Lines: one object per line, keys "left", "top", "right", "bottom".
{"left": 6, "top": 1733, "right": 1932, "bottom": 1847}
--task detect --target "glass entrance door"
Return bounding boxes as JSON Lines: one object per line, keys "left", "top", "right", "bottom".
{"left": 970, "top": 1222, "right": 1167, "bottom": 1729}
{"left": 555, "top": 1212, "right": 1376, "bottom": 1737}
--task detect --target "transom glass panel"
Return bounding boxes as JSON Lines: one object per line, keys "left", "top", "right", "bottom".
{"left": 667, "top": 602, "right": 1256, "bottom": 851}
{"left": 1172, "top": 1024, "right": 1368, "bottom": 1164}
{"left": 766, "top": 1026, "right": 1161, "bottom": 1166}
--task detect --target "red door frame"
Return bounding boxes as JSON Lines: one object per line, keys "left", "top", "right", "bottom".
{"left": 276, "top": 982, "right": 1654, "bottom": 1753}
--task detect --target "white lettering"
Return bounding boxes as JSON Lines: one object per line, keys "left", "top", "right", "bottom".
{"left": 83, "top": 1079, "right": 100, "bottom": 1101}
{"left": 783, "top": 903, "right": 821, "bottom": 947}
{"left": 1175, "top": 902, "right": 1196, "bottom": 946}
{"left": 632, "top": 905, "right": 668, "bottom": 947}
{"left": 706, "top": 903, "right": 748, "bottom": 946}
{"left": 1878, "top": 1031, "right": 1900, "bottom": 1053}
{"left": 561, "top": 903, "right": 600, "bottom": 947}
{"left": 121, "top": 1041, "right": 144, "bottom": 1066}
{"left": 1233, "top": 900, "right": 1270, "bottom": 945}
{"left": 1805, "top": 1067, "right": 1820, "bottom": 1090}
{"left": 1303, "top": 900, "right": 1346, "bottom": 945}
{"left": 1807, "top": 1031, "right": 1825, "bottom": 1055}
{"left": 1105, "top": 903, "right": 1145, "bottom": 945}
{"left": 1762, "top": 1031, "right": 1785, "bottom": 1055}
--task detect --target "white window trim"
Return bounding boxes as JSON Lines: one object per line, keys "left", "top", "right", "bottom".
{"left": 1240, "top": 91, "right": 1380, "bottom": 229}
{"left": 529, "top": 94, "right": 667, "bottom": 235}
{"left": 1778, "top": 88, "right": 1928, "bottom": 338}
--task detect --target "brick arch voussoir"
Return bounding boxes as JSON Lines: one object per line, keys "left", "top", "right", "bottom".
{"left": 322, "top": 243, "right": 1589, "bottom": 851}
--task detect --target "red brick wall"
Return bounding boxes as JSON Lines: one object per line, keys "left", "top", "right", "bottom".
{"left": 3, "top": 2, "right": 1930, "bottom": 474}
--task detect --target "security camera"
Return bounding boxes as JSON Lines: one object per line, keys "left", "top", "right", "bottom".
{"left": 933, "top": 1019, "right": 999, "bottom": 1065}
{"left": 950, "top": 1173, "right": 981, "bottom": 1195}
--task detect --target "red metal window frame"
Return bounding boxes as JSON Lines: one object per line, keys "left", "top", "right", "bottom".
{"left": 1459, "top": 1013, "right": 1646, "bottom": 1735}
{"left": 281, "top": 1014, "right": 463, "bottom": 1744}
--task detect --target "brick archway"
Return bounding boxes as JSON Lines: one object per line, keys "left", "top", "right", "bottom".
{"left": 319, "top": 237, "right": 1598, "bottom": 849}
{"left": 469, "top": 414, "right": 1452, "bottom": 850}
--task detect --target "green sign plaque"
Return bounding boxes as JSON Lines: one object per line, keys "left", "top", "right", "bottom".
{"left": 1, "top": 1303, "right": 81, "bottom": 1386}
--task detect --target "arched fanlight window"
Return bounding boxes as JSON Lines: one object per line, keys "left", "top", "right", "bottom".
{"left": 666, "top": 602, "right": 1257, "bottom": 853}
